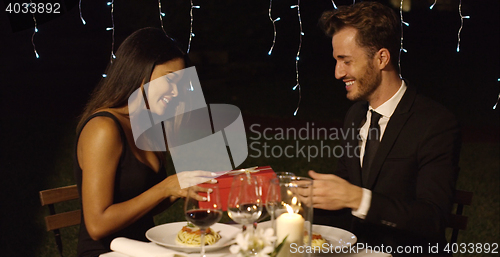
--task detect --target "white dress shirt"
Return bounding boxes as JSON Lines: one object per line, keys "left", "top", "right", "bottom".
{"left": 352, "top": 81, "right": 407, "bottom": 219}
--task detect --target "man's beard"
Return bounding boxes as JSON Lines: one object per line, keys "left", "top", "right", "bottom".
{"left": 347, "top": 60, "right": 381, "bottom": 102}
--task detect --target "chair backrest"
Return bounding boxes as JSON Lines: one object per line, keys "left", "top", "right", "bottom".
{"left": 447, "top": 189, "right": 473, "bottom": 244}
{"left": 39, "top": 185, "right": 81, "bottom": 257}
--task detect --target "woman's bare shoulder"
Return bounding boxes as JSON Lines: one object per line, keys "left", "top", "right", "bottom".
{"left": 79, "top": 114, "right": 122, "bottom": 148}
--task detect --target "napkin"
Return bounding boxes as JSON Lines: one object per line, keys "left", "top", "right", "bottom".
{"left": 110, "top": 237, "right": 188, "bottom": 257}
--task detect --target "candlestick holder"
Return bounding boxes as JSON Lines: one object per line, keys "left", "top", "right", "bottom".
{"left": 269, "top": 176, "right": 313, "bottom": 257}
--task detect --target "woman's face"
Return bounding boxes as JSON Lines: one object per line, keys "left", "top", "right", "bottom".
{"left": 146, "top": 58, "right": 185, "bottom": 116}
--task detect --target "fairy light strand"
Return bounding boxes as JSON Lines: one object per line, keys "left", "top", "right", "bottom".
{"left": 494, "top": 78, "right": 500, "bottom": 110}
{"left": 29, "top": 0, "right": 39, "bottom": 58}
{"left": 398, "top": 0, "right": 409, "bottom": 78}
{"left": 291, "top": 2, "right": 303, "bottom": 116}
{"left": 188, "top": 1, "right": 200, "bottom": 53}
{"left": 267, "top": 0, "right": 280, "bottom": 55}
{"left": 331, "top": 1, "right": 338, "bottom": 9}
{"left": 430, "top": 0, "right": 437, "bottom": 9}
{"left": 107, "top": 1, "right": 116, "bottom": 62}
{"left": 158, "top": 0, "right": 166, "bottom": 33}
{"left": 457, "top": 0, "right": 470, "bottom": 52}
{"left": 103, "top": 1, "right": 115, "bottom": 77}
{"left": 79, "top": 0, "right": 86, "bottom": 25}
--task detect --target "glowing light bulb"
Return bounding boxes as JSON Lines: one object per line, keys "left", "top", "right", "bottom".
{"left": 331, "top": 1, "right": 338, "bottom": 9}
{"left": 79, "top": 0, "right": 86, "bottom": 25}
{"left": 430, "top": 0, "right": 437, "bottom": 9}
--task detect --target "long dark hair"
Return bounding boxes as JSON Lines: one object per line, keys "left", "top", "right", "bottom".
{"left": 77, "top": 27, "right": 189, "bottom": 132}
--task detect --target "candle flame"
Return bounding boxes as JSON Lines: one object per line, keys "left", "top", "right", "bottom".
{"left": 285, "top": 204, "right": 294, "bottom": 214}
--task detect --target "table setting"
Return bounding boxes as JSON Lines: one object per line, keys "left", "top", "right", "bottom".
{"left": 100, "top": 167, "right": 391, "bottom": 257}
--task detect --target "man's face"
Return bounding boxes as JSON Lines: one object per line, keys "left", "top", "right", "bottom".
{"left": 332, "top": 27, "right": 381, "bottom": 102}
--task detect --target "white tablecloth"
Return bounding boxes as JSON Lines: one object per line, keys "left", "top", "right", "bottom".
{"left": 100, "top": 223, "right": 391, "bottom": 257}
{"left": 100, "top": 241, "right": 391, "bottom": 257}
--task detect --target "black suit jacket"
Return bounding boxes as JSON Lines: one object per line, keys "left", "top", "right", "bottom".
{"left": 315, "top": 84, "right": 461, "bottom": 255}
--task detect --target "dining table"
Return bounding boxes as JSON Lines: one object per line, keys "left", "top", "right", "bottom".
{"left": 100, "top": 246, "right": 391, "bottom": 257}
{"left": 99, "top": 222, "right": 391, "bottom": 257}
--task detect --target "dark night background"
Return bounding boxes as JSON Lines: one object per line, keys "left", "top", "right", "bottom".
{"left": 0, "top": 0, "right": 498, "bottom": 256}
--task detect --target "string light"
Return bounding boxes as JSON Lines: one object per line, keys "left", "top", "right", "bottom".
{"left": 457, "top": 0, "right": 470, "bottom": 52}
{"left": 331, "top": 1, "right": 337, "bottom": 9}
{"left": 29, "top": 1, "right": 39, "bottom": 58}
{"left": 291, "top": 2, "right": 303, "bottom": 116}
{"left": 398, "top": 0, "right": 409, "bottom": 78}
{"left": 494, "top": 78, "right": 500, "bottom": 110}
{"left": 267, "top": 0, "right": 280, "bottom": 55}
{"left": 188, "top": 1, "right": 200, "bottom": 53}
{"left": 430, "top": 0, "right": 437, "bottom": 10}
{"left": 79, "top": 0, "right": 86, "bottom": 25}
{"left": 102, "top": 1, "right": 115, "bottom": 77}
{"left": 108, "top": 1, "right": 116, "bottom": 62}
{"left": 158, "top": 0, "right": 166, "bottom": 33}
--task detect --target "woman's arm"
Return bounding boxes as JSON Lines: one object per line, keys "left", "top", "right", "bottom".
{"left": 77, "top": 117, "right": 210, "bottom": 241}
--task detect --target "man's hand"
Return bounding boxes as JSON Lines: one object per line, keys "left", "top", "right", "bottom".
{"left": 309, "top": 170, "right": 363, "bottom": 210}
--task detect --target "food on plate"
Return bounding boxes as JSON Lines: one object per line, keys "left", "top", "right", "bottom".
{"left": 304, "top": 231, "right": 328, "bottom": 247}
{"left": 175, "top": 222, "right": 221, "bottom": 246}
{"left": 311, "top": 232, "right": 328, "bottom": 247}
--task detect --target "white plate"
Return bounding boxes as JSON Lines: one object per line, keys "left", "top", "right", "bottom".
{"left": 312, "top": 224, "right": 357, "bottom": 248}
{"left": 256, "top": 221, "right": 356, "bottom": 248}
{"left": 146, "top": 222, "right": 240, "bottom": 253}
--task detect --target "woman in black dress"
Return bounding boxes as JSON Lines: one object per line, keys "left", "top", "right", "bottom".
{"left": 74, "top": 27, "right": 215, "bottom": 257}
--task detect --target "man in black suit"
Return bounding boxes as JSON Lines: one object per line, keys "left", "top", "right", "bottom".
{"left": 309, "top": 2, "right": 461, "bottom": 255}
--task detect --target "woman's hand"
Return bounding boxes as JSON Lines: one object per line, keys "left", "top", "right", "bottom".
{"left": 161, "top": 170, "right": 218, "bottom": 202}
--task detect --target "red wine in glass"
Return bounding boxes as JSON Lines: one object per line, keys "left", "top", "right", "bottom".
{"left": 184, "top": 184, "right": 222, "bottom": 257}
{"left": 186, "top": 209, "right": 223, "bottom": 229}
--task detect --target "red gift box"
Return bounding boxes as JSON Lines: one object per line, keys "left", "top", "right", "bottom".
{"left": 199, "top": 166, "right": 276, "bottom": 211}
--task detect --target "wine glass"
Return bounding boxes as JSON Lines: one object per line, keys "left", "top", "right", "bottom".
{"left": 266, "top": 172, "right": 295, "bottom": 226}
{"left": 255, "top": 175, "right": 272, "bottom": 222}
{"left": 184, "top": 184, "right": 223, "bottom": 257}
{"left": 227, "top": 174, "right": 262, "bottom": 234}
{"left": 275, "top": 171, "right": 295, "bottom": 177}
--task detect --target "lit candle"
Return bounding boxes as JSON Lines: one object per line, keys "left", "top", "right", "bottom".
{"left": 276, "top": 204, "right": 304, "bottom": 257}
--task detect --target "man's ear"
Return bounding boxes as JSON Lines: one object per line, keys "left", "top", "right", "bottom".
{"left": 376, "top": 48, "right": 391, "bottom": 69}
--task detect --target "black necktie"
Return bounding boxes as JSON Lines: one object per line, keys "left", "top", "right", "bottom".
{"left": 362, "top": 110, "right": 382, "bottom": 186}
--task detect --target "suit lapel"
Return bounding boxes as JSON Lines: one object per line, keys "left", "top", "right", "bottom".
{"left": 366, "top": 83, "right": 417, "bottom": 189}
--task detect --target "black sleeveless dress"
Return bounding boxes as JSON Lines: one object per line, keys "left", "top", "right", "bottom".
{"left": 74, "top": 112, "right": 167, "bottom": 257}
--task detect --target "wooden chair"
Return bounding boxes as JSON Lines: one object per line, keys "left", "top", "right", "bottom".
{"left": 447, "top": 189, "right": 473, "bottom": 244}
{"left": 39, "top": 185, "right": 81, "bottom": 257}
